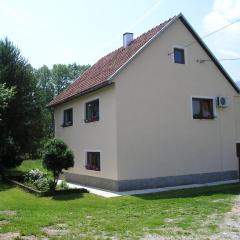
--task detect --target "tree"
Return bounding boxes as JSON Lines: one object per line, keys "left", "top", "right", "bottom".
{"left": 34, "top": 63, "right": 90, "bottom": 138}
{"left": 0, "top": 83, "right": 15, "bottom": 111}
{"left": 0, "top": 38, "right": 45, "bottom": 163}
{"left": 51, "top": 63, "right": 90, "bottom": 95}
{"left": 42, "top": 139, "right": 74, "bottom": 190}
{"left": 0, "top": 83, "right": 17, "bottom": 175}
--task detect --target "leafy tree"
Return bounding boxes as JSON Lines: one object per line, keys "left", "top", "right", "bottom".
{"left": 42, "top": 139, "right": 74, "bottom": 190}
{"left": 0, "top": 38, "right": 45, "bottom": 164}
{"left": 0, "top": 83, "right": 17, "bottom": 175}
{"left": 0, "top": 83, "right": 15, "bottom": 111}
{"left": 51, "top": 63, "right": 90, "bottom": 95}
{"left": 34, "top": 63, "right": 90, "bottom": 138}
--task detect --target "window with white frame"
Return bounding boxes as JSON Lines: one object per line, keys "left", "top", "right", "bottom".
{"left": 173, "top": 48, "right": 185, "bottom": 64}
{"left": 192, "top": 98, "right": 214, "bottom": 119}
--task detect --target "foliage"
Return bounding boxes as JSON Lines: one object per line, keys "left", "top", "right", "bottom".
{"left": 34, "top": 63, "right": 90, "bottom": 138}
{"left": 0, "top": 137, "right": 22, "bottom": 170}
{"left": 0, "top": 37, "right": 90, "bottom": 173}
{"left": 24, "top": 169, "right": 53, "bottom": 191}
{"left": 58, "top": 180, "right": 69, "bottom": 190}
{"left": 0, "top": 38, "right": 44, "bottom": 172}
{"left": 0, "top": 83, "right": 15, "bottom": 112}
{"left": 42, "top": 139, "right": 74, "bottom": 190}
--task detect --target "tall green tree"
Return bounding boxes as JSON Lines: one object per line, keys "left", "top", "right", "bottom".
{"left": 34, "top": 63, "right": 90, "bottom": 138}
{"left": 0, "top": 83, "right": 15, "bottom": 111}
{"left": 0, "top": 38, "right": 45, "bottom": 166}
{"left": 51, "top": 63, "right": 90, "bottom": 95}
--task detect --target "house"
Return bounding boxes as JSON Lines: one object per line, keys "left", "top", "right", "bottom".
{"left": 47, "top": 13, "right": 240, "bottom": 191}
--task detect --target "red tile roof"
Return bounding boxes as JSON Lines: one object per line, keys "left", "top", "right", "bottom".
{"left": 47, "top": 17, "right": 174, "bottom": 107}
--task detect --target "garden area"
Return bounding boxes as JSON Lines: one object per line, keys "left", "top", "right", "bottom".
{"left": 0, "top": 159, "right": 240, "bottom": 240}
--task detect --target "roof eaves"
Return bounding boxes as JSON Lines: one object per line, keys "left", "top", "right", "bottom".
{"left": 46, "top": 80, "right": 114, "bottom": 108}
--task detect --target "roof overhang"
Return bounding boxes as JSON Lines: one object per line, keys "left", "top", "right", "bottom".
{"left": 47, "top": 13, "right": 239, "bottom": 108}
{"left": 46, "top": 80, "right": 114, "bottom": 108}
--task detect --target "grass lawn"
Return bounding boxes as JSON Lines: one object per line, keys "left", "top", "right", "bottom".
{"left": 6, "top": 159, "right": 48, "bottom": 177}
{"left": 0, "top": 160, "right": 240, "bottom": 239}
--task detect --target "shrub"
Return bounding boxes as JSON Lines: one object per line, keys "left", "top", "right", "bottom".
{"left": 42, "top": 139, "right": 74, "bottom": 190}
{"left": 24, "top": 169, "right": 52, "bottom": 191}
{"left": 58, "top": 180, "right": 69, "bottom": 190}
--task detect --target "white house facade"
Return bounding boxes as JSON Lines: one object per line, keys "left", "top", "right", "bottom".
{"left": 48, "top": 14, "right": 240, "bottom": 191}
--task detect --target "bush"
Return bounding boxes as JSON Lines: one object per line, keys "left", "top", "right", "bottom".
{"left": 42, "top": 139, "right": 74, "bottom": 190}
{"left": 24, "top": 169, "right": 52, "bottom": 191}
{"left": 58, "top": 180, "right": 69, "bottom": 190}
{"left": 0, "top": 138, "right": 22, "bottom": 175}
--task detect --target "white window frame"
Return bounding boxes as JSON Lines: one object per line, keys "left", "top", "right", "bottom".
{"left": 82, "top": 96, "right": 100, "bottom": 124}
{"left": 190, "top": 96, "right": 217, "bottom": 120}
{"left": 172, "top": 45, "right": 187, "bottom": 65}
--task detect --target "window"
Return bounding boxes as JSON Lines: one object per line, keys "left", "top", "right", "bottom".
{"left": 85, "top": 99, "right": 99, "bottom": 123}
{"left": 174, "top": 48, "right": 185, "bottom": 64}
{"left": 85, "top": 152, "right": 100, "bottom": 171}
{"left": 192, "top": 98, "right": 214, "bottom": 119}
{"left": 63, "top": 108, "right": 73, "bottom": 127}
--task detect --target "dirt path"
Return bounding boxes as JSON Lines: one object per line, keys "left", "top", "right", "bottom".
{"left": 210, "top": 195, "right": 240, "bottom": 240}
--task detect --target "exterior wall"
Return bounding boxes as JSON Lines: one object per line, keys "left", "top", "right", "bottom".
{"left": 54, "top": 85, "right": 118, "bottom": 180}
{"left": 53, "top": 18, "right": 239, "bottom": 191}
{"left": 114, "top": 19, "right": 239, "bottom": 181}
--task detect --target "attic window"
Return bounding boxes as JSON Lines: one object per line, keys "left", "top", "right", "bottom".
{"left": 174, "top": 48, "right": 185, "bottom": 64}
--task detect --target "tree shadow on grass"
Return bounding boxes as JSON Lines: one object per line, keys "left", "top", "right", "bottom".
{"left": 133, "top": 183, "right": 240, "bottom": 201}
{"left": 51, "top": 193, "right": 85, "bottom": 201}
{"left": 0, "top": 180, "right": 14, "bottom": 192}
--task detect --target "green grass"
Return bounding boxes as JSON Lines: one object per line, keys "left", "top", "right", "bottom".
{"left": 6, "top": 159, "right": 47, "bottom": 176}
{"left": 0, "top": 180, "right": 240, "bottom": 239}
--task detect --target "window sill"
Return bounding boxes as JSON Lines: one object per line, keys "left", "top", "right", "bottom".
{"left": 174, "top": 61, "right": 185, "bottom": 64}
{"left": 85, "top": 166, "right": 100, "bottom": 171}
{"left": 193, "top": 116, "right": 215, "bottom": 120}
{"left": 84, "top": 118, "right": 99, "bottom": 123}
{"left": 61, "top": 123, "right": 73, "bottom": 128}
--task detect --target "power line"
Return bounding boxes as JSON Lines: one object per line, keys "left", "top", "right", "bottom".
{"left": 198, "top": 57, "right": 240, "bottom": 63}
{"left": 184, "top": 17, "right": 240, "bottom": 48}
{"left": 168, "top": 17, "right": 240, "bottom": 55}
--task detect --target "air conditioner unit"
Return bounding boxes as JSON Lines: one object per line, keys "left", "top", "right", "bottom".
{"left": 217, "top": 96, "right": 229, "bottom": 108}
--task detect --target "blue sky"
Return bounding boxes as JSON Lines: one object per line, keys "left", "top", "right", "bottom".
{"left": 0, "top": 0, "right": 239, "bottom": 81}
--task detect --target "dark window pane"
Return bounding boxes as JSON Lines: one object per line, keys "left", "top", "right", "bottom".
{"left": 85, "top": 99, "right": 99, "bottom": 122}
{"left": 202, "top": 99, "right": 213, "bottom": 118}
{"left": 63, "top": 108, "right": 73, "bottom": 127}
{"left": 192, "top": 98, "right": 214, "bottom": 119}
{"left": 86, "top": 152, "right": 100, "bottom": 171}
{"left": 174, "top": 48, "right": 185, "bottom": 64}
{"left": 192, "top": 99, "right": 201, "bottom": 118}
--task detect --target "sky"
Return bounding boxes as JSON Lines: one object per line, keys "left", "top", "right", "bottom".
{"left": 0, "top": 0, "right": 240, "bottom": 82}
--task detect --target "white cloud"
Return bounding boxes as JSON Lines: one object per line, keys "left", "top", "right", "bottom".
{"left": 203, "top": 0, "right": 240, "bottom": 81}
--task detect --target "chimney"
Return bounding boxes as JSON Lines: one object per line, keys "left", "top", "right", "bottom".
{"left": 123, "top": 32, "right": 133, "bottom": 48}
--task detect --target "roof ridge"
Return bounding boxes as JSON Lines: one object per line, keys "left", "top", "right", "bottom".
{"left": 72, "top": 17, "right": 174, "bottom": 86}
{"left": 47, "top": 16, "right": 175, "bottom": 107}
